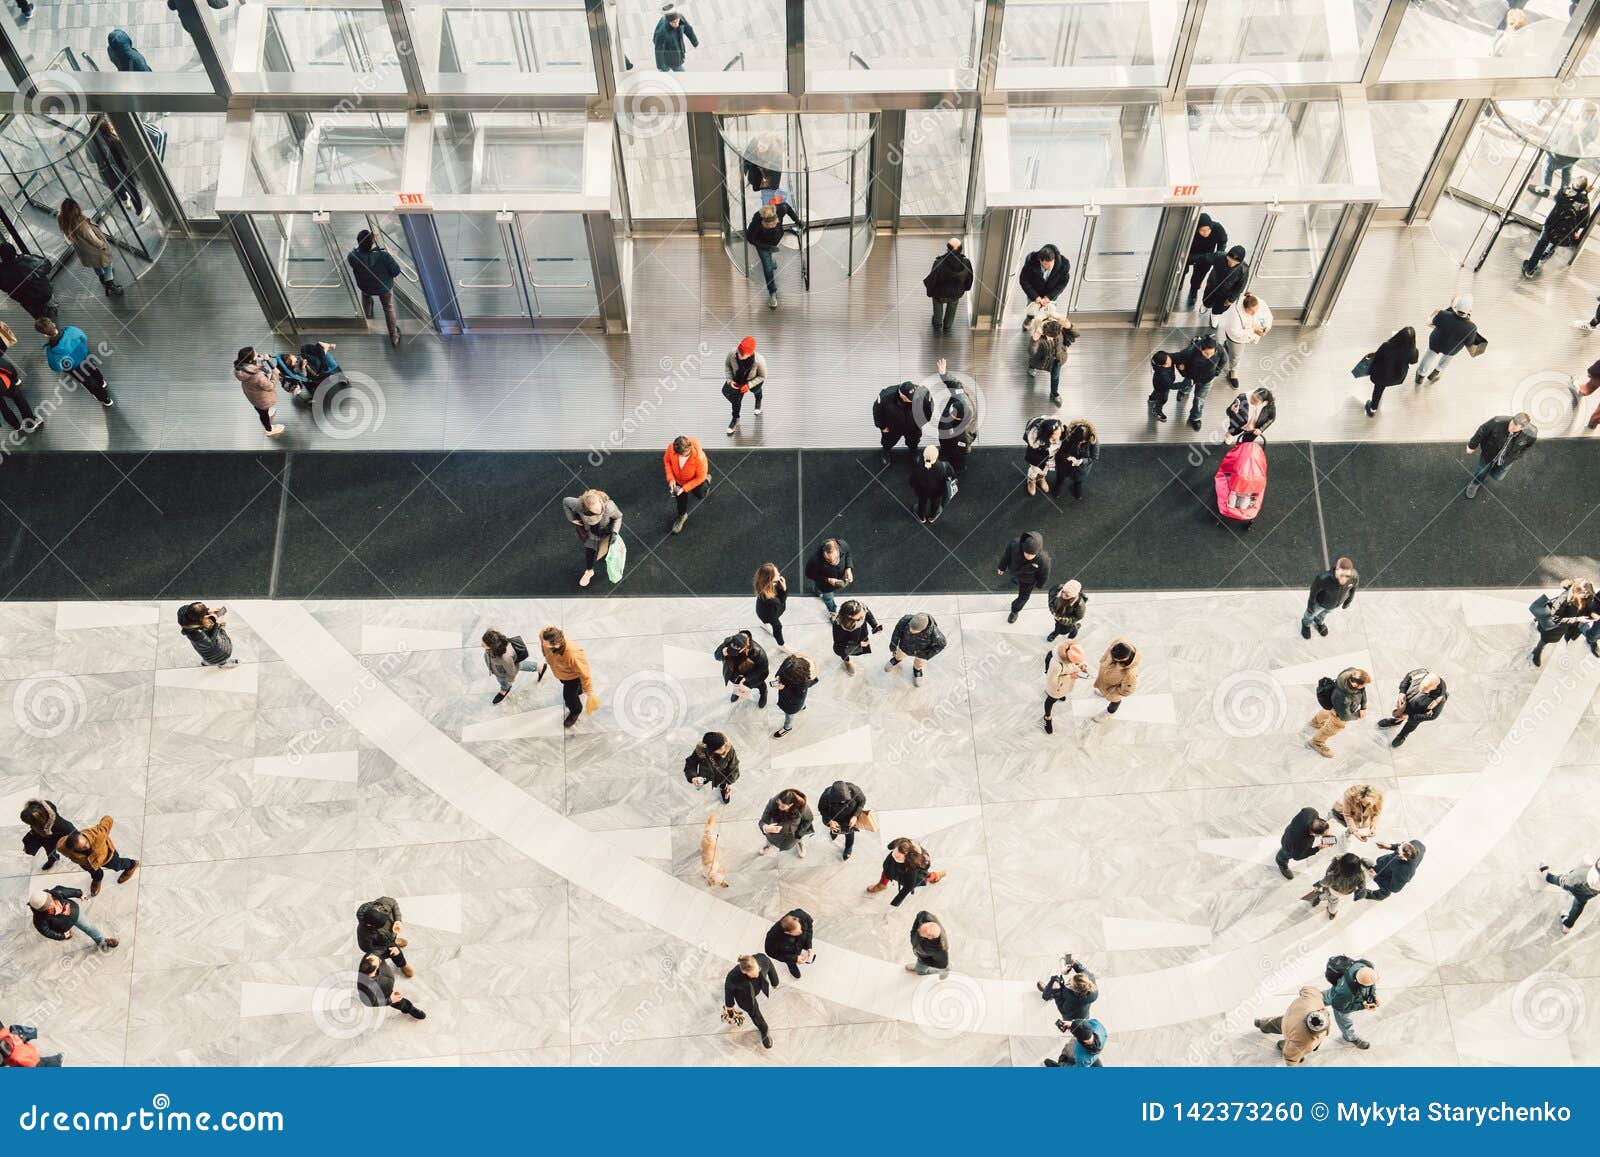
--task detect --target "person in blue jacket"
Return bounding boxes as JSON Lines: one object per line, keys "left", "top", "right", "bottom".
{"left": 36, "top": 318, "right": 112, "bottom": 407}
{"left": 652, "top": 3, "right": 699, "bottom": 71}
{"left": 347, "top": 229, "right": 402, "bottom": 346}
{"left": 1363, "top": 839, "right": 1424, "bottom": 900}
{"left": 1044, "top": 1017, "right": 1106, "bottom": 1066}
{"left": 106, "top": 30, "right": 151, "bottom": 72}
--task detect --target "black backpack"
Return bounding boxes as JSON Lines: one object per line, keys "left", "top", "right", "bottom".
{"left": 509, "top": 635, "right": 530, "bottom": 664}
{"left": 1315, "top": 676, "right": 1336, "bottom": 710}
{"left": 1324, "top": 954, "right": 1371, "bottom": 986}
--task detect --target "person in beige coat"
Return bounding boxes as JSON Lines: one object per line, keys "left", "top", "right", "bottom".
{"left": 1043, "top": 639, "right": 1088, "bottom": 735}
{"left": 1331, "top": 783, "right": 1384, "bottom": 846}
{"left": 1093, "top": 639, "right": 1140, "bottom": 715}
{"left": 56, "top": 198, "right": 122, "bottom": 297}
{"left": 233, "top": 346, "right": 284, "bottom": 437}
{"left": 1254, "top": 985, "right": 1330, "bottom": 1065}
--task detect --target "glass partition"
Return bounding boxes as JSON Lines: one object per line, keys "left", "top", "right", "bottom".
{"left": 1187, "top": 99, "right": 1349, "bottom": 186}
{"left": 996, "top": 0, "right": 1183, "bottom": 89}
{"left": 1385, "top": 0, "right": 1598, "bottom": 80}
{"left": 1370, "top": 99, "right": 1457, "bottom": 209}
{"left": 901, "top": 107, "right": 976, "bottom": 217}
{"left": 619, "top": 115, "right": 695, "bottom": 219}
{"left": 258, "top": 4, "right": 399, "bottom": 76}
{"left": 1010, "top": 105, "right": 1165, "bottom": 189}
{"left": 251, "top": 112, "right": 407, "bottom": 196}
{"left": 426, "top": 2, "right": 592, "bottom": 80}
{"left": 806, "top": 0, "right": 981, "bottom": 82}
{"left": 611, "top": 0, "right": 784, "bottom": 77}
{"left": 1189, "top": 0, "right": 1386, "bottom": 85}
{"left": 430, "top": 112, "right": 587, "bottom": 195}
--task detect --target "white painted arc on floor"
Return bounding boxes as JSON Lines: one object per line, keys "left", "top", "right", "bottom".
{"left": 235, "top": 602, "right": 1600, "bottom": 1036}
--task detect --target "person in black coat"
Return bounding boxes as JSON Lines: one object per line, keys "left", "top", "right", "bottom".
{"left": 1417, "top": 294, "right": 1476, "bottom": 383}
{"left": 753, "top": 562, "right": 788, "bottom": 646}
{"left": 0, "top": 243, "right": 57, "bottom": 322}
{"left": 818, "top": 780, "right": 866, "bottom": 859}
{"left": 1377, "top": 667, "right": 1448, "bottom": 747}
{"left": 722, "top": 953, "right": 778, "bottom": 1048}
{"left": 1054, "top": 419, "right": 1098, "bottom": 500}
{"left": 758, "top": 788, "right": 814, "bottom": 856}
{"left": 19, "top": 799, "right": 76, "bottom": 870}
{"left": 683, "top": 731, "right": 740, "bottom": 802}
{"left": 1522, "top": 176, "right": 1591, "bottom": 277}
{"left": 1173, "top": 334, "right": 1223, "bottom": 431}
{"left": 1363, "top": 840, "right": 1424, "bottom": 900}
{"left": 1183, "top": 213, "right": 1228, "bottom": 305}
{"left": 348, "top": 229, "right": 403, "bottom": 345}
{"left": 805, "top": 537, "right": 853, "bottom": 615}
{"left": 937, "top": 357, "right": 979, "bottom": 474}
{"left": 1464, "top": 411, "right": 1536, "bottom": 499}
{"left": 924, "top": 238, "right": 974, "bottom": 333}
{"left": 763, "top": 909, "right": 815, "bottom": 978}
{"left": 869, "top": 837, "right": 943, "bottom": 907}
{"left": 714, "top": 630, "right": 770, "bottom": 708}
{"left": 873, "top": 379, "right": 930, "bottom": 465}
{"left": 1018, "top": 244, "right": 1069, "bottom": 327}
{"left": 27, "top": 885, "right": 116, "bottom": 950}
{"left": 356, "top": 954, "right": 426, "bottom": 1019}
{"left": 1200, "top": 245, "right": 1248, "bottom": 316}
{"left": 1224, "top": 387, "right": 1275, "bottom": 442}
{"left": 887, "top": 613, "right": 946, "bottom": 684}
{"left": 997, "top": 530, "right": 1051, "bottom": 622}
{"left": 1148, "top": 350, "right": 1177, "bottom": 421}
{"left": 1275, "top": 806, "right": 1334, "bottom": 880}
{"left": 908, "top": 911, "right": 950, "bottom": 976}
{"left": 911, "top": 444, "right": 956, "bottom": 524}
{"left": 830, "top": 600, "right": 881, "bottom": 675}
{"left": 652, "top": 4, "right": 698, "bottom": 70}
{"left": 772, "top": 654, "right": 818, "bottom": 738}
{"left": 1036, "top": 955, "right": 1099, "bottom": 1030}
{"left": 1302, "top": 557, "right": 1358, "bottom": 638}
{"left": 1362, "top": 326, "right": 1418, "bottom": 416}
{"left": 356, "top": 896, "right": 412, "bottom": 978}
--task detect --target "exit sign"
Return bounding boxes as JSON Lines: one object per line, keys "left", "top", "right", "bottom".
{"left": 396, "top": 192, "right": 428, "bottom": 209}
{"left": 1172, "top": 184, "right": 1199, "bottom": 197}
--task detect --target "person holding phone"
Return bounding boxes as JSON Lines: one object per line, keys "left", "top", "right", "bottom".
{"left": 178, "top": 601, "right": 238, "bottom": 667}
{"left": 1275, "top": 806, "right": 1334, "bottom": 880}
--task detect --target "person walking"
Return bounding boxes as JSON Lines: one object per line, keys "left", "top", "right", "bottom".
{"left": 106, "top": 29, "right": 150, "bottom": 71}
{"left": 771, "top": 653, "right": 817, "bottom": 738}
{"left": 1363, "top": 840, "right": 1425, "bottom": 901}
{"left": 805, "top": 538, "right": 853, "bottom": 615}
{"left": 1022, "top": 414, "right": 1064, "bottom": 496}
{"left": 1047, "top": 580, "right": 1087, "bottom": 642}
{"left": 936, "top": 357, "right": 979, "bottom": 475}
{"left": 873, "top": 379, "right": 929, "bottom": 466}
{"left": 1522, "top": 175, "right": 1590, "bottom": 277}
{"left": 1200, "top": 244, "right": 1249, "bottom": 318}
{"left": 1055, "top": 419, "right": 1098, "bottom": 500}
{"left": 753, "top": 562, "right": 788, "bottom": 647}
{"left": 1276, "top": 806, "right": 1334, "bottom": 880}
{"left": 1531, "top": 578, "right": 1598, "bottom": 665}
{"left": 539, "top": 626, "right": 595, "bottom": 728}
{"left": 355, "top": 896, "right": 413, "bottom": 979}
{"left": 0, "top": 1024, "right": 62, "bottom": 1068}
{"left": 1215, "top": 292, "right": 1271, "bottom": 387}
{"left": 868, "top": 836, "right": 944, "bottom": 907}
{"left": 37, "top": 318, "right": 112, "bottom": 407}
{"left": 1173, "top": 333, "right": 1224, "bottom": 432}
{"left": 910, "top": 444, "right": 955, "bottom": 524}
{"left": 763, "top": 909, "right": 815, "bottom": 978}
{"left": 0, "top": 354, "right": 38, "bottom": 434}
{"left": 1042, "top": 638, "right": 1089, "bottom": 735}
{"left": 997, "top": 530, "right": 1050, "bottom": 623}
{"left": 652, "top": 2, "right": 698, "bottom": 71}
{"left": 1224, "top": 387, "right": 1274, "bottom": 442}
{"left": 1305, "top": 851, "right": 1367, "bottom": 920}
{"left": 715, "top": 629, "right": 770, "bottom": 708}
{"left": 1043, "top": 1019, "right": 1106, "bottom": 1067}
{"left": 1028, "top": 313, "right": 1072, "bottom": 406}
{"left": 0, "top": 242, "right": 58, "bottom": 322}
{"left": 758, "top": 788, "right": 813, "bottom": 858}
{"left": 1018, "top": 243, "right": 1069, "bottom": 328}
{"left": 1361, "top": 326, "right": 1418, "bottom": 416}
{"left": 87, "top": 118, "right": 146, "bottom": 220}
{"left": 58, "top": 816, "right": 139, "bottom": 897}
{"left": 1254, "top": 987, "right": 1331, "bottom": 1066}
{"left": 663, "top": 433, "right": 709, "bottom": 534}
{"left": 178, "top": 601, "right": 239, "bottom": 667}
{"left": 347, "top": 229, "right": 402, "bottom": 346}
{"left": 356, "top": 954, "right": 426, "bottom": 1020}
{"left": 1036, "top": 954, "right": 1098, "bottom": 1031}
{"left": 56, "top": 199, "right": 122, "bottom": 297}
{"left": 28, "top": 887, "right": 117, "bottom": 952}
{"left": 722, "top": 953, "right": 778, "bottom": 1049}
{"left": 817, "top": 779, "right": 866, "bottom": 860}
{"left": 1307, "top": 666, "right": 1369, "bottom": 758}
{"left": 481, "top": 628, "right": 536, "bottom": 704}
{"left": 907, "top": 912, "right": 950, "bottom": 977}
{"left": 1324, "top": 958, "right": 1379, "bottom": 1049}
{"left": 923, "top": 238, "right": 974, "bottom": 333}
{"left": 745, "top": 201, "right": 792, "bottom": 309}
{"left": 1540, "top": 857, "right": 1600, "bottom": 932}
{"left": 886, "top": 612, "right": 946, "bottom": 686}
{"left": 830, "top": 599, "right": 882, "bottom": 675}
{"left": 1302, "top": 557, "right": 1358, "bottom": 639}
{"left": 1376, "top": 669, "right": 1446, "bottom": 749}
{"left": 1416, "top": 294, "right": 1477, "bottom": 383}
{"left": 1464, "top": 411, "right": 1537, "bottom": 499}
{"left": 562, "top": 488, "right": 622, "bottom": 587}
{"left": 234, "top": 346, "right": 285, "bottom": 437}
{"left": 1093, "top": 639, "right": 1140, "bottom": 715}
{"left": 1147, "top": 350, "right": 1177, "bottom": 422}
{"left": 1183, "top": 213, "right": 1228, "bottom": 307}
{"left": 722, "top": 335, "right": 766, "bottom": 435}
{"left": 19, "top": 799, "right": 75, "bottom": 872}
{"left": 683, "top": 731, "right": 739, "bottom": 803}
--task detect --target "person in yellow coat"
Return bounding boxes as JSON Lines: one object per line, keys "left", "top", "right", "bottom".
{"left": 1254, "top": 985, "right": 1331, "bottom": 1065}
{"left": 1093, "top": 639, "right": 1140, "bottom": 716}
{"left": 539, "top": 626, "right": 597, "bottom": 729}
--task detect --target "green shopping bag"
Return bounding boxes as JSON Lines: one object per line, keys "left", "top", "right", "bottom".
{"left": 604, "top": 535, "right": 628, "bottom": 583}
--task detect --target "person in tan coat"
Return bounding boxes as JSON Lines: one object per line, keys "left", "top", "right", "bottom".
{"left": 1093, "top": 639, "right": 1140, "bottom": 715}
{"left": 56, "top": 198, "right": 122, "bottom": 297}
{"left": 233, "top": 346, "right": 284, "bottom": 437}
{"left": 538, "top": 626, "right": 595, "bottom": 729}
{"left": 1043, "top": 639, "right": 1088, "bottom": 735}
{"left": 1331, "top": 783, "right": 1384, "bottom": 846}
{"left": 1255, "top": 985, "right": 1330, "bottom": 1064}
{"left": 58, "top": 815, "right": 139, "bottom": 897}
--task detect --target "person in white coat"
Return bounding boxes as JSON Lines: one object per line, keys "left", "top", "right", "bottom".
{"left": 1216, "top": 292, "right": 1272, "bottom": 388}
{"left": 1042, "top": 639, "right": 1089, "bottom": 735}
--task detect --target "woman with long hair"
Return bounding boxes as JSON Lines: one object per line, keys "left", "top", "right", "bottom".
{"left": 1361, "top": 326, "right": 1418, "bottom": 416}
{"left": 753, "top": 562, "right": 788, "bottom": 646}
{"left": 772, "top": 652, "right": 818, "bottom": 738}
{"left": 56, "top": 199, "right": 122, "bottom": 297}
{"left": 758, "top": 788, "right": 814, "bottom": 858}
{"left": 1055, "top": 418, "right": 1098, "bottom": 500}
{"left": 178, "top": 601, "right": 237, "bottom": 668}
{"left": 562, "top": 488, "right": 622, "bottom": 588}
{"left": 1532, "top": 578, "right": 1598, "bottom": 666}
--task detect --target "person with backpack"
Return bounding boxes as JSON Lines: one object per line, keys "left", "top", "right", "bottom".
{"left": 37, "top": 317, "right": 113, "bottom": 407}
{"left": 715, "top": 629, "right": 770, "bottom": 708}
{"left": 997, "top": 529, "right": 1050, "bottom": 622}
{"left": 481, "top": 627, "right": 538, "bottom": 704}
{"left": 347, "top": 229, "right": 402, "bottom": 346}
{"left": 0, "top": 353, "right": 39, "bottom": 433}
{"left": 355, "top": 895, "right": 412, "bottom": 978}
{"left": 0, "top": 242, "right": 57, "bottom": 322}
{"left": 19, "top": 799, "right": 76, "bottom": 871}
{"left": 936, "top": 357, "right": 978, "bottom": 474}
{"left": 1308, "top": 666, "right": 1369, "bottom": 758}
{"left": 1173, "top": 333, "right": 1224, "bottom": 432}
{"left": 683, "top": 731, "right": 740, "bottom": 803}
{"left": 357, "top": 953, "right": 426, "bottom": 1020}
{"left": 923, "top": 237, "right": 974, "bottom": 333}
{"left": 1416, "top": 294, "right": 1477, "bottom": 383}
{"left": 1323, "top": 956, "right": 1380, "bottom": 1049}
{"left": 830, "top": 599, "right": 882, "bottom": 676}
{"left": 178, "top": 601, "right": 238, "bottom": 667}
{"left": 873, "top": 379, "right": 929, "bottom": 466}
{"left": 0, "top": 1023, "right": 61, "bottom": 1067}
{"left": 1376, "top": 669, "right": 1447, "bottom": 748}
{"left": 1022, "top": 415, "right": 1064, "bottom": 496}
{"left": 1302, "top": 557, "right": 1358, "bottom": 638}
{"left": 722, "top": 335, "right": 766, "bottom": 435}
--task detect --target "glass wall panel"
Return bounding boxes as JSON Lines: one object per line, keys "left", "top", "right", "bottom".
{"left": 9, "top": 2, "right": 234, "bottom": 75}
{"left": 251, "top": 112, "right": 407, "bottom": 196}
{"left": 1010, "top": 205, "right": 1162, "bottom": 315}
{"left": 1187, "top": 100, "right": 1348, "bottom": 186}
{"left": 1189, "top": 0, "right": 1385, "bottom": 85}
{"left": 611, "top": 0, "right": 784, "bottom": 77}
{"left": 619, "top": 115, "right": 694, "bottom": 218}
{"left": 900, "top": 107, "right": 974, "bottom": 217}
{"left": 257, "top": 5, "right": 399, "bottom": 76}
{"left": 996, "top": 0, "right": 1182, "bottom": 89}
{"left": 426, "top": 2, "right": 593, "bottom": 80}
{"left": 159, "top": 112, "right": 228, "bottom": 220}
{"left": 806, "top": 0, "right": 981, "bottom": 78}
{"left": 430, "top": 112, "right": 587, "bottom": 195}
{"left": 1385, "top": 0, "right": 1597, "bottom": 79}
{"left": 1370, "top": 99, "right": 1456, "bottom": 209}
{"left": 1009, "top": 106, "right": 1164, "bottom": 190}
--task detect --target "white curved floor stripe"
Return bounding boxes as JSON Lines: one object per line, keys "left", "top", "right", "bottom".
{"left": 236, "top": 601, "right": 1600, "bottom": 1037}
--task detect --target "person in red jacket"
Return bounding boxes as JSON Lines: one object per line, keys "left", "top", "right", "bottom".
{"left": 663, "top": 434, "right": 710, "bottom": 534}
{"left": 0, "top": 1024, "right": 61, "bottom": 1066}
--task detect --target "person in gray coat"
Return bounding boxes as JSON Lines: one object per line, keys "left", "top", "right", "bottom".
{"left": 907, "top": 911, "right": 949, "bottom": 976}
{"left": 1541, "top": 857, "right": 1600, "bottom": 932}
{"left": 481, "top": 628, "right": 536, "bottom": 704}
{"left": 886, "top": 612, "right": 946, "bottom": 685}
{"left": 758, "top": 788, "right": 814, "bottom": 858}
{"left": 563, "top": 488, "right": 622, "bottom": 588}
{"left": 722, "top": 336, "right": 767, "bottom": 434}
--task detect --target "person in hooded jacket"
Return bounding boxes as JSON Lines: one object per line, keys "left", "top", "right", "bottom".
{"left": 357, "top": 953, "right": 426, "bottom": 1020}
{"left": 1094, "top": 639, "right": 1139, "bottom": 715}
{"left": 1522, "top": 175, "right": 1591, "bottom": 277}
{"left": 1199, "top": 244, "right": 1248, "bottom": 316}
{"left": 107, "top": 29, "right": 151, "bottom": 71}
{"left": 1147, "top": 350, "right": 1177, "bottom": 421}
{"left": 234, "top": 346, "right": 284, "bottom": 437}
{"left": 1541, "top": 856, "right": 1600, "bottom": 931}
{"left": 1055, "top": 419, "right": 1098, "bottom": 499}
{"left": 683, "top": 731, "right": 739, "bottom": 802}
{"left": 356, "top": 895, "right": 412, "bottom": 978}
{"left": 887, "top": 613, "right": 946, "bottom": 684}
{"left": 997, "top": 530, "right": 1050, "bottom": 622}
{"left": 0, "top": 242, "right": 57, "bottom": 322}
{"left": 38, "top": 317, "right": 112, "bottom": 406}
{"left": 481, "top": 627, "right": 537, "bottom": 703}
{"left": 1362, "top": 840, "right": 1424, "bottom": 900}
{"left": 1047, "top": 579, "right": 1087, "bottom": 642}
{"left": 908, "top": 911, "right": 950, "bottom": 976}
{"left": 19, "top": 798, "right": 76, "bottom": 871}
{"left": 1023, "top": 414, "right": 1064, "bottom": 495}
{"left": 722, "top": 335, "right": 766, "bottom": 434}
{"left": 1361, "top": 326, "right": 1418, "bottom": 416}
{"left": 715, "top": 629, "right": 770, "bottom": 708}
{"left": 830, "top": 599, "right": 882, "bottom": 675}
{"left": 1042, "top": 638, "right": 1089, "bottom": 735}
{"left": 1416, "top": 294, "right": 1477, "bottom": 383}
{"left": 936, "top": 357, "right": 979, "bottom": 473}
{"left": 1183, "top": 213, "right": 1228, "bottom": 306}
{"left": 1018, "top": 243, "right": 1070, "bottom": 328}
{"left": 179, "top": 601, "right": 238, "bottom": 667}
{"left": 722, "top": 953, "right": 777, "bottom": 1048}
{"left": 347, "top": 229, "right": 403, "bottom": 346}
{"left": 758, "top": 788, "right": 813, "bottom": 857}
{"left": 817, "top": 779, "right": 866, "bottom": 859}
{"left": 924, "top": 237, "right": 974, "bottom": 332}
{"left": 1173, "top": 333, "right": 1224, "bottom": 431}
{"left": 763, "top": 909, "right": 815, "bottom": 978}
{"left": 873, "top": 379, "right": 930, "bottom": 465}
{"left": 910, "top": 444, "right": 955, "bottom": 524}
{"left": 869, "top": 837, "right": 944, "bottom": 907}
{"left": 652, "top": 3, "right": 699, "bottom": 71}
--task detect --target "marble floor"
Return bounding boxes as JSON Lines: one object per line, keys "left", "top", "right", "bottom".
{"left": 2, "top": 589, "right": 1599, "bottom": 1067}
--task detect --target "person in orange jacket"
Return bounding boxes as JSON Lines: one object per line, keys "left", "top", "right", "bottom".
{"left": 0, "top": 1023, "right": 61, "bottom": 1066}
{"left": 663, "top": 433, "right": 710, "bottom": 534}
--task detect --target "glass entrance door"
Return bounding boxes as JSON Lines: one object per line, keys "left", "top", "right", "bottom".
{"left": 1161, "top": 202, "right": 1343, "bottom": 321}
{"left": 434, "top": 211, "right": 598, "bottom": 330}
{"left": 1005, "top": 204, "right": 1163, "bottom": 321}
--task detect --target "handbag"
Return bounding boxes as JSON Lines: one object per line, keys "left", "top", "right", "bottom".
{"left": 1530, "top": 593, "right": 1559, "bottom": 631}
{"left": 1351, "top": 354, "right": 1372, "bottom": 378}
{"left": 604, "top": 535, "right": 627, "bottom": 582}
{"left": 857, "top": 808, "right": 878, "bottom": 833}
{"left": 721, "top": 1007, "right": 745, "bottom": 1027}
{"left": 944, "top": 475, "right": 959, "bottom": 503}
{"left": 585, "top": 692, "right": 600, "bottom": 715}
{"left": 0, "top": 321, "right": 15, "bottom": 349}
{"left": 1466, "top": 333, "right": 1488, "bottom": 358}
